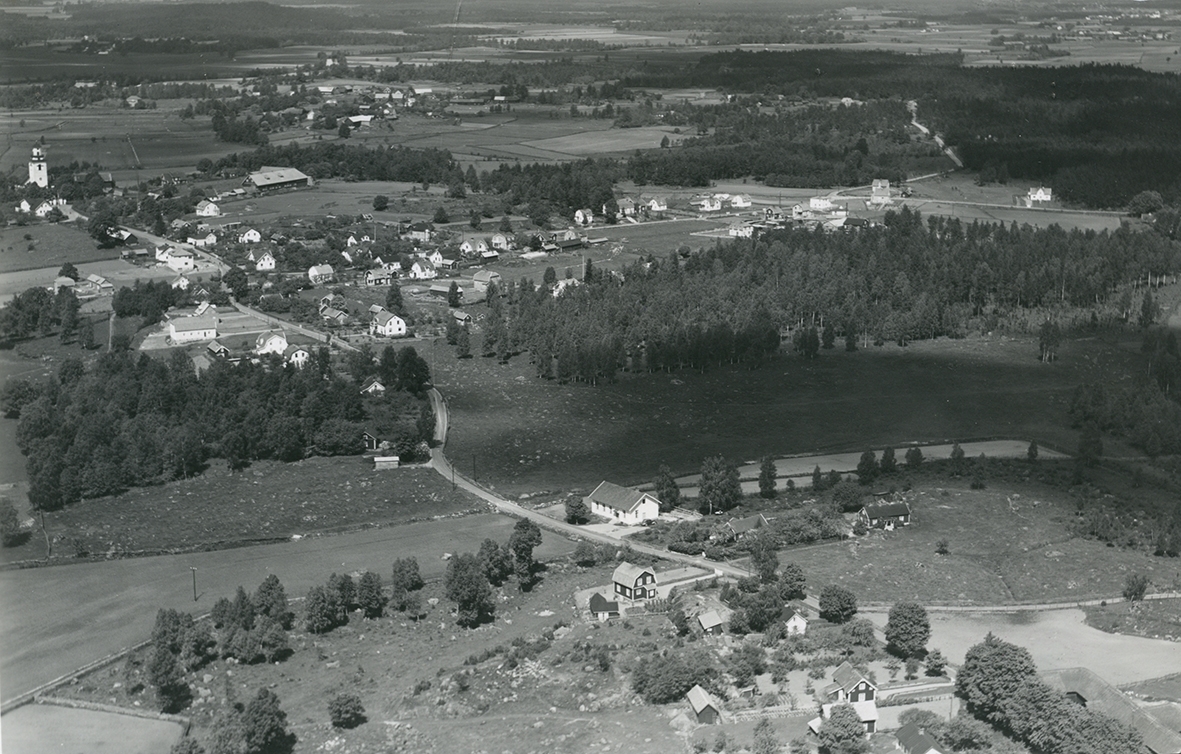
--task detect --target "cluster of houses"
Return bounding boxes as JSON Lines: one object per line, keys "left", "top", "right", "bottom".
{"left": 691, "top": 193, "right": 753, "bottom": 214}
{"left": 12, "top": 197, "right": 67, "bottom": 218}
{"left": 207, "top": 326, "right": 311, "bottom": 369}
{"left": 52, "top": 272, "right": 114, "bottom": 299}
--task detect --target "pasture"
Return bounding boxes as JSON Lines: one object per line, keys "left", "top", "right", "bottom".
{"left": 1, "top": 703, "right": 183, "bottom": 754}
{"left": 784, "top": 477, "right": 1181, "bottom": 606}
{"left": 30, "top": 461, "right": 484, "bottom": 556}
{"left": 426, "top": 330, "right": 1139, "bottom": 497}
{"left": 0, "top": 106, "right": 235, "bottom": 177}
{"left": 0, "top": 223, "right": 117, "bottom": 275}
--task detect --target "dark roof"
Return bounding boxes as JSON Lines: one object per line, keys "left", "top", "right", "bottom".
{"left": 589, "top": 593, "right": 618, "bottom": 615}
{"left": 896, "top": 722, "right": 943, "bottom": 754}
{"left": 830, "top": 661, "right": 875, "bottom": 693}
{"left": 587, "top": 481, "right": 652, "bottom": 513}
{"left": 1043, "top": 668, "right": 1181, "bottom": 754}
{"left": 727, "top": 514, "right": 767, "bottom": 535}
{"left": 862, "top": 501, "right": 911, "bottom": 518}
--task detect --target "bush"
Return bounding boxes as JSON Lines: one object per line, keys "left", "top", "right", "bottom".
{"left": 818, "top": 585, "right": 858, "bottom": 624}
{"left": 0, "top": 497, "right": 27, "bottom": 547}
{"left": 328, "top": 693, "right": 366, "bottom": 729}
{"left": 1123, "top": 572, "right": 1149, "bottom": 601}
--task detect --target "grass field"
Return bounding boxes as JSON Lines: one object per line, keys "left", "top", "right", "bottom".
{"left": 783, "top": 476, "right": 1181, "bottom": 605}
{"left": 0, "top": 223, "right": 118, "bottom": 275}
{"left": 1, "top": 703, "right": 183, "bottom": 754}
{"left": 28, "top": 461, "right": 484, "bottom": 558}
{"left": 426, "top": 330, "right": 1141, "bottom": 497}
{"left": 52, "top": 561, "right": 688, "bottom": 754}
{"left": 1084, "top": 598, "right": 1181, "bottom": 643}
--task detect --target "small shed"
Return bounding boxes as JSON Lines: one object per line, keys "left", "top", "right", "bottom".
{"left": 374, "top": 456, "right": 400, "bottom": 470}
{"left": 858, "top": 501, "right": 912, "bottom": 529}
{"left": 588, "top": 592, "right": 619, "bottom": 621}
{"left": 687, "top": 685, "right": 720, "bottom": 725}
{"left": 698, "top": 610, "right": 724, "bottom": 635}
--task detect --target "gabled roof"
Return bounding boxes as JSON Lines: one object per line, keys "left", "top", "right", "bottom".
{"left": 373, "top": 310, "right": 402, "bottom": 326}
{"left": 360, "top": 376, "right": 385, "bottom": 392}
{"left": 821, "top": 700, "right": 879, "bottom": 723}
{"left": 589, "top": 593, "right": 619, "bottom": 615}
{"left": 862, "top": 501, "right": 911, "bottom": 518}
{"left": 784, "top": 608, "right": 808, "bottom": 623}
{"left": 686, "top": 685, "right": 717, "bottom": 714}
{"left": 283, "top": 343, "right": 309, "bottom": 359}
{"left": 1042, "top": 668, "right": 1181, "bottom": 754}
{"left": 698, "top": 610, "right": 723, "bottom": 630}
{"left": 473, "top": 269, "right": 501, "bottom": 283}
{"left": 587, "top": 481, "right": 654, "bottom": 513}
{"left": 612, "top": 561, "right": 654, "bottom": 586}
{"left": 171, "top": 315, "right": 217, "bottom": 332}
{"left": 727, "top": 514, "right": 768, "bottom": 535}
{"left": 829, "top": 661, "right": 876, "bottom": 694}
{"left": 896, "top": 722, "right": 944, "bottom": 754}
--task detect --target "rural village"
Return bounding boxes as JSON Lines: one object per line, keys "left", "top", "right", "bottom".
{"left": 2, "top": 2, "right": 1181, "bottom": 754}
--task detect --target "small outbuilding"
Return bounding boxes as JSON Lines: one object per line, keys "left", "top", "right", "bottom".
{"left": 687, "top": 685, "right": 720, "bottom": 725}
{"left": 698, "top": 610, "right": 724, "bottom": 635}
{"left": 858, "top": 501, "right": 912, "bottom": 529}
{"left": 588, "top": 592, "right": 620, "bottom": 621}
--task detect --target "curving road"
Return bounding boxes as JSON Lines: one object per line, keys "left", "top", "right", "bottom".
{"left": 425, "top": 388, "right": 752, "bottom": 580}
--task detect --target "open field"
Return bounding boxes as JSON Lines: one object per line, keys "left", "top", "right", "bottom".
{"left": 863, "top": 608, "right": 1181, "bottom": 687}
{"left": 1, "top": 703, "right": 183, "bottom": 754}
{"left": 0, "top": 512, "right": 576, "bottom": 703}
{"left": 0, "top": 106, "right": 234, "bottom": 176}
{"left": 0, "top": 223, "right": 118, "bottom": 275}
{"left": 0, "top": 257, "right": 176, "bottom": 304}
{"left": 1084, "top": 598, "right": 1181, "bottom": 643}
{"left": 24, "top": 461, "right": 484, "bottom": 558}
{"left": 42, "top": 561, "right": 688, "bottom": 754}
{"left": 426, "top": 329, "right": 1141, "bottom": 497}
{"left": 783, "top": 477, "right": 1181, "bottom": 605}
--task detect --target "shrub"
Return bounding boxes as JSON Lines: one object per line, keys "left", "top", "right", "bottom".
{"left": 0, "top": 497, "right": 27, "bottom": 547}
{"left": 1123, "top": 573, "right": 1149, "bottom": 601}
{"left": 328, "top": 693, "right": 366, "bottom": 729}
{"left": 818, "top": 585, "right": 858, "bottom": 624}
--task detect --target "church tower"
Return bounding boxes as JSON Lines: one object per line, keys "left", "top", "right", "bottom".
{"left": 27, "top": 146, "right": 48, "bottom": 188}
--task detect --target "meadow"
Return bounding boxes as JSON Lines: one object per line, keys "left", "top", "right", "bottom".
{"left": 23, "top": 460, "right": 485, "bottom": 560}
{"left": 0, "top": 223, "right": 117, "bottom": 274}
{"left": 425, "top": 330, "right": 1141, "bottom": 497}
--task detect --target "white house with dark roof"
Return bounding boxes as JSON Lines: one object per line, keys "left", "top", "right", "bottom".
{"left": 255, "top": 251, "right": 276, "bottom": 272}
{"left": 585, "top": 481, "right": 661, "bottom": 524}
{"left": 284, "top": 344, "right": 310, "bottom": 369}
{"left": 239, "top": 228, "right": 262, "bottom": 243}
{"left": 370, "top": 310, "right": 407, "bottom": 338}
{"left": 612, "top": 562, "right": 657, "bottom": 603}
{"left": 195, "top": 200, "right": 220, "bottom": 217}
{"left": 785, "top": 607, "right": 808, "bottom": 636}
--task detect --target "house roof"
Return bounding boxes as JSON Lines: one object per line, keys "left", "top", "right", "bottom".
{"left": 373, "top": 310, "right": 402, "bottom": 326}
{"left": 896, "top": 722, "right": 944, "bottom": 754}
{"left": 784, "top": 608, "right": 807, "bottom": 624}
{"left": 473, "top": 270, "right": 501, "bottom": 283}
{"left": 283, "top": 344, "right": 309, "bottom": 359}
{"left": 612, "top": 561, "right": 654, "bottom": 586}
{"left": 698, "top": 610, "right": 724, "bottom": 630}
{"left": 250, "top": 167, "right": 310, "bottom": 187}
{"left": 1042, "top": 667, "right": 1181, "bottom": 754}
{"left": 255, "top": 330, "right": 285, "bottom": 348}
{"left": 686, "top": 685, "right": 717, "bottom": 714}
{"left": 727, "top": 514, "right": 767, "bottom": 535}
{"left": 360, "top": 376, "right": 385, "bottom": 392}
{"left": 829, "top": 661, "right": 875, "bottom": 694}
{"left": 171, "top": 315, "right": 217, "bottom": 332}
{"left": 587, "top": 481, "right": 654, "bottom": 513}
{"left": 589, "top": 593, "right": 619, "bottom": 615}
{"left": 309, "top": 264, "right": 334, "bottom": 276}
{"left": 321, "top": 307, "right": 346, "bottom": 320}
{"left": 821, "top": 700, "right": 879, "bottom": 723}
{"left": 862, "top": 501, "right": 911, "bottom": 518}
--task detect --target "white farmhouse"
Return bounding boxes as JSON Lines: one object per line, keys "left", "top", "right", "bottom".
{"left": 168, "top": 315, "right": 218, "bottom": 344}
{"left": 370, "top": 310, "right": 407, "bottom": 338}
{"left": 585, "top": 481, "right": 661, "bottom": 524}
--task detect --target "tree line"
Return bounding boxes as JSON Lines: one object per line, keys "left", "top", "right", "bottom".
{"left": 469, "top": 209, "right": 1180, "bottom": 385}
{"left": 209, "top": 141, "right": 457, "bottom": 184}
{"left": 7, "top": 341, "right": 433, "bottom": 510}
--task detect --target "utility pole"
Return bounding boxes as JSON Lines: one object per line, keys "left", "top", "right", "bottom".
{"left": 190, "top": 567, "right": 198, "bottom": 601}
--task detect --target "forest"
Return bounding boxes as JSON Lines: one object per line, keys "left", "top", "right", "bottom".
{"left": 474, "top": 208, "right": 1181, "bottom": 386}
{"left": 622, "top": 50, "right": 1181, "bottom": 207}
{"left": 4, "top": 336, "right": 435, "bottom": 511}
{"left": 628, "top": 99, "right": 933, "bottom": 188}
{"left": 209, "top": 142, "right": 457, "bottom": 184}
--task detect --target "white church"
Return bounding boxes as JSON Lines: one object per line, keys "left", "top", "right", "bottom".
{"left": 28, "top": 147, "right": 48, "bottom": 188}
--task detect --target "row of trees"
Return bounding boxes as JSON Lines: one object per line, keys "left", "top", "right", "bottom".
{"left": 9, "top": 341, "right": 434, "bottom": 509}
{"left": 209, "top": 141, "right": 457, "bottom": 184}
{"left": 445, "top": 518, "right": 544, "bottom": 627}
{"left": 957, "top": 634, "right": 1143, "bottom": 754}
